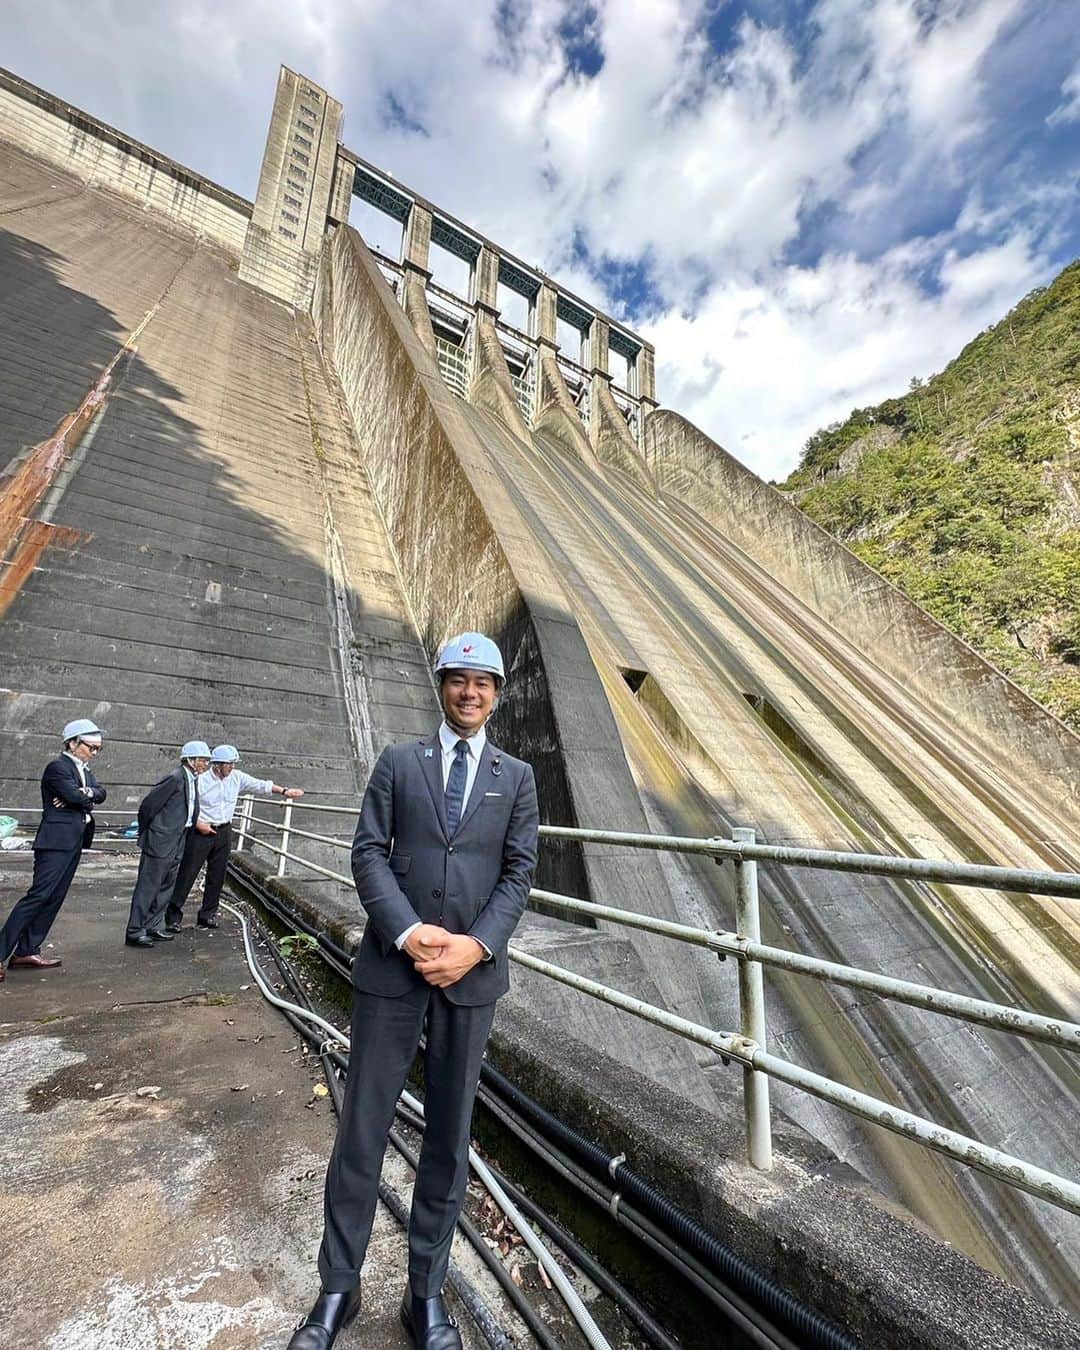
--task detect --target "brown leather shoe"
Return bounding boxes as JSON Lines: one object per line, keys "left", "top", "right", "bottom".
{"left": 0, "top": 963, "right": 5, "bottom": 982}
{"left": 8, "top": 954, "right": 62, "bottom": 969}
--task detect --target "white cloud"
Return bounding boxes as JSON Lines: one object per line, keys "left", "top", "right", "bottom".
{"left": 652, "top": 229, "right": 1052, "bottom": 481}
{"left": 0, "top": 0, "right": 1070, "bottom": 480}
{"left": 1047, "top": 60, "right": 1080, "bottom": 128}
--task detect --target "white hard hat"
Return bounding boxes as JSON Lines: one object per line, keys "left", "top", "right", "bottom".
{"left": 434, "top": 632, "right": 505, "bottom": 684}
{"left": 210, "top": 744, "right": 240, "bottom": 763}
{"left": 63, "top": 719, "right": 102, "bottom": 741}
{"left": 181, "top": 740, "right": 212, "bottom": 759}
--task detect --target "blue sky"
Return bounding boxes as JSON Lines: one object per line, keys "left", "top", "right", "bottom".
{"left": 2, "top": 0, "right": 1078, "bottom": 479}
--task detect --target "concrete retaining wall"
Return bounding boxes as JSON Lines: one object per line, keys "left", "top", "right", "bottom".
{"left": 645, "top": 411, "right": 1080, "bottom": 839}
{"left": 0, "top": 67, "right": 251, "bottom": 255}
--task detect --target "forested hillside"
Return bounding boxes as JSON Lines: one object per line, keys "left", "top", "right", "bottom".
{"left": 783, "top": 261, "right": 1080, "bottom": 729}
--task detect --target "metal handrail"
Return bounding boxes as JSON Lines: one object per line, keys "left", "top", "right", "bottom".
{"left": 225, "top": 795, "right": 1080, "bottom": 1214}
{"left": 232, "top": 800, "right": 1080, "bottom": 900}
{"left": 11, "top": 793, "right": 1072, "bottom": 1212}
{"left": 508, "top": 949, "right": 1080, "bottom": 1216}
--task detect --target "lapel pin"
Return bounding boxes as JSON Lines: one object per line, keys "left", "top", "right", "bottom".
{"left": 491, "top": 756, "right": 502, "bottom": 777}
{"left": 424, "top": 748, "right": 434, "bottom": 758}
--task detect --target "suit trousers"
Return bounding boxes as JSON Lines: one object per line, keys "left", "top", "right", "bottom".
{"left": 165, "top": 823, "right": 232, "bottom": 926}
{"left": 127, "top": 830, "right": 189, "bottom": 938}
{"left": 0, "top": 846, "right": 82, "bottom": 964}
{"left": 318, "top": 984, "right": 496, "bottom": 1298}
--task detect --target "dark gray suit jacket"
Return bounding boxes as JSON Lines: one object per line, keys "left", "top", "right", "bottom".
{"left": 137, "top": 766, "right": 197, "bottom": 859}
{"left": 351, "top": 732, "right": 539, "bottom": 1006}
{"left": 33, "top": 756, "right": 106, "bottom": 852}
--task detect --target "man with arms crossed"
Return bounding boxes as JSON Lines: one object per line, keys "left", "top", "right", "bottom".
{"left": 289, "top": 633, "right": 539, "bottom": 1350}
{"left": 0, "top": 718, "right": 106, "bottom": 980}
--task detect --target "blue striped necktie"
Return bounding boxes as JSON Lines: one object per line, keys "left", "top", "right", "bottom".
{"left": 445, "top": 739, "right": 470, "bottom": 834}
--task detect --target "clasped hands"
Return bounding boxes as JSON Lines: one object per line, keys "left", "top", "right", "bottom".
{"left": 404, "top": 922, "right": 485, "bottom": 988}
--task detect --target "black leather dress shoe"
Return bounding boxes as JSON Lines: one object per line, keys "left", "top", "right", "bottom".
{"left": 148, "top": 930, "right": 175, "bottom": 942}
{"left": 401, "top": 1291, "right": 462, "bottom": 1350}
{"left": 164, "top": 923, "right": 183, "bottom": 933}
{"left": 125, "top": 935, "right": 155, "bottom": 948}
{"left": 287, "top": 1284, "right": 361, "bottom": 1349}
{"left": 196, "top": 916, "right": 219, "bottom": 929}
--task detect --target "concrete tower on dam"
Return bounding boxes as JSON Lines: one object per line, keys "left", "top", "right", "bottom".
{"left": 1, "top": 62, "right": 1079, "bottom": 1340}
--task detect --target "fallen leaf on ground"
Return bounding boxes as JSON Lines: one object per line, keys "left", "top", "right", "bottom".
{"left": 230, "top": 1083, "right": 250, "bottom": 1092}
{"left": 135, "top": 1086, "right": 161, "bottom": 1099}
{"left": 312, "top": 1083, "right": 329, "bottom": 1099}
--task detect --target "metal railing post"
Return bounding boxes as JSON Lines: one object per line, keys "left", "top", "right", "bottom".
{"left": 733, "top": 826, "right": 773, "bottom": 1170}
{"left": 236, "top": 796, "right": 253, "bottom": 852}
{"left": 277, "top": 799, "right": 293, "bottom": 878}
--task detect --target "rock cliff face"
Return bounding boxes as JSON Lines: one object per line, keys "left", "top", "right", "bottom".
{"left": 783, "top": 261, "right": 1080, "bottom": 728}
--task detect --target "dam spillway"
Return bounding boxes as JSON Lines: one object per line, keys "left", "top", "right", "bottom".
{"left": 1, "top": 61, "right": 1078, "bottom": 1329}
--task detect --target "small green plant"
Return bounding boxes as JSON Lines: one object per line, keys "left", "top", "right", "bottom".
{"left": 279, "top": 932, "right": 320, "bottom": 959}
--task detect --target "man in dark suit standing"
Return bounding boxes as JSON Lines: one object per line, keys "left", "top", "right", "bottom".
{"left": 125, "top": 740, "right": 211, "bottom": 949}
{"left": 289, "top": 633, "right": 539, "bottom": 1350}
{"left": 0, "top": 718, "right": 106, "bottom": 980}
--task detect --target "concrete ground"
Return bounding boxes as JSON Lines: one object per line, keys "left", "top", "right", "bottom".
{"left": 0, "top": 856, "right": 501, "bottom": 1350}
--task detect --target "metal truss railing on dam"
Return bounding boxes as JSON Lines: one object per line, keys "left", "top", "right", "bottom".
{"left": 224, "top": 795, "right": 1080, "bottom": 1218}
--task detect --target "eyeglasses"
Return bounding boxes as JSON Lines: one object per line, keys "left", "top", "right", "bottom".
{"left": 78, "top": 740, "right": 102, "bottom": 754}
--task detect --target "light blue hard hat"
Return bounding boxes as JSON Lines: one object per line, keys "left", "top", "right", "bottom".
{"left": 434, "top": 632, "right": 505, "bottom": 684}
{"left": 63, "top": 718, "right": 102, "bottom": 741}
{"left": 181, "top": 740, "right": 212, "bottom": 759}
{"left": 210, "top": 744, "right": 240, "bottom": 763}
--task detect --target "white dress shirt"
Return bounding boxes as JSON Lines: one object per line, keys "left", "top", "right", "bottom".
{"left": 438, "top": 719, "right": 485, "bottom": 808}
{"left": 184, "top": 767, "right": 198, "bottom": 827}
{"left": 395, "top": 721, "right": 491, "bottom": 958}
{"left": 63, "top": 750, "right": 92, "bottom": 823}
{"left": 197, "top": 767, "right": 275, "bottom": 826}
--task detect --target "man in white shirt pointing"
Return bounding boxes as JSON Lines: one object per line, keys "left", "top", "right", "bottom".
{"left": 164, "top": 744, "right": 304, "bottom": 931}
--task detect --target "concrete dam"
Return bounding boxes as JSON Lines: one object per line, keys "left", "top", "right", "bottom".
{"left": 1, "top": 63, "right": 1078, "bottom": 1343}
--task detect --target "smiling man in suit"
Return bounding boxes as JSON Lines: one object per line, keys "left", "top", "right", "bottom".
{"left": 125, "top": 740, "right": 211, "bottom": 949}
{"left": 0, "top": 718, "right": 106, "bottom": 981}
{"left": 289, "top": 633, "right": 539, "bottom": 1350}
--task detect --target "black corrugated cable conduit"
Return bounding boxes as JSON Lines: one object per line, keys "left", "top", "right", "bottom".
{"left": 478, "top": 1062, "right": 859, "bottom": 1350}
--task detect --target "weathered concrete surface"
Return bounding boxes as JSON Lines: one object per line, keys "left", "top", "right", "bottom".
{"left": 645, "top": 410, "right": 1080, "bottom": 843}
{"left": 488, "top": 1000, "right": 1080, "bottom": 1350}
{"left": 0, "top": 858, "right": 444, "bottom": 1349}
{"left": 239, "top": 68, "right": 343, "bottom": 307}
{"left": 310, "top": 224, "right": 721, "bottom": 1099}
{"left": 0, "top": 141, "right": 429, "bottom": 825}
{"left": 0, "top": 68, "right": 250, "bottom": 255}
{"left": 469, "top": 311, "right": 532, "bottom": 443}
{"left": 434, "top": 397, "right": 1080, "bottom": 1303}
{"left": 588, "top": 376, "right": 654, "bottom": 493}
